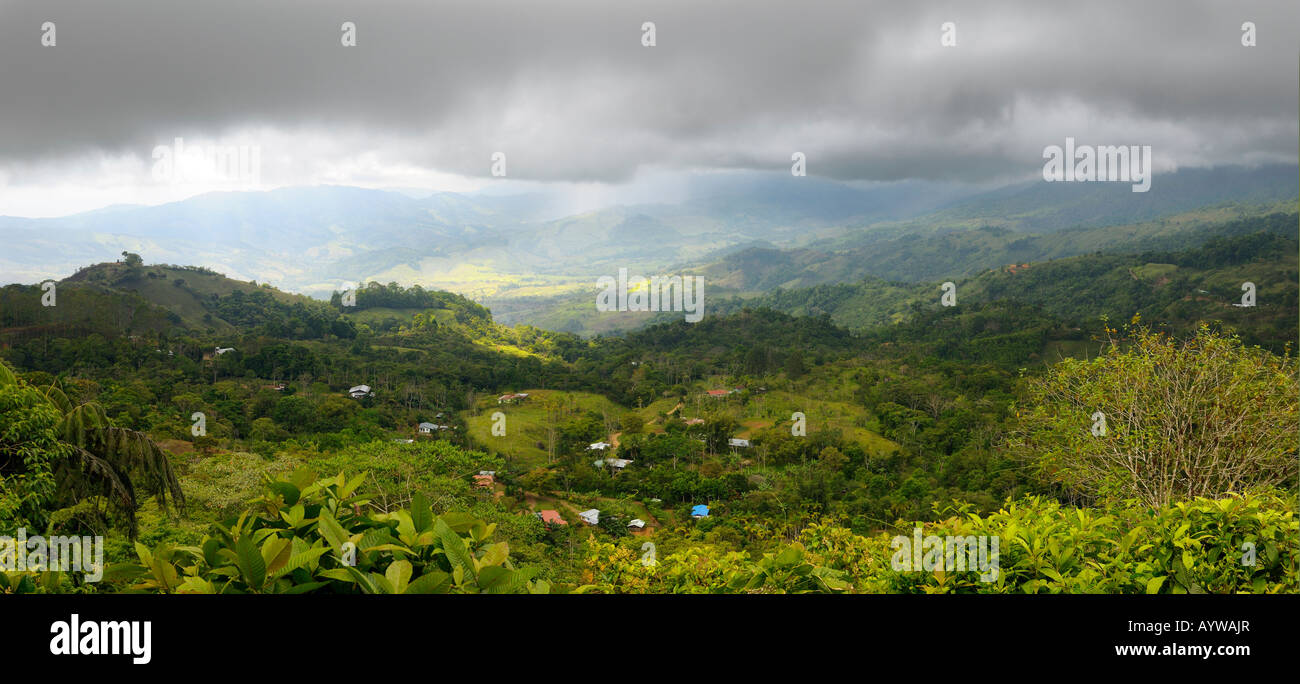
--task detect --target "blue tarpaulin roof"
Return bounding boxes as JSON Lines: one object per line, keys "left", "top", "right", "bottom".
{"left": 692, "top": 504, "right": 710, "bottom": 517}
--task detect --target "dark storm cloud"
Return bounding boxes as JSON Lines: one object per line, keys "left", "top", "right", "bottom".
{"left": 0, "top": 0, "right": 1295, "bottom": 184}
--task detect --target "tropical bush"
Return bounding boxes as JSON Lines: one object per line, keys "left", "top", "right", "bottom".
{"left": 310, "top": 440, "right": 503, "bottom": 514}
{"left": 887, "top": 493, "right": 1297, "bottom": 594}
{"left": 0, "top": 362, "right": 184, "bottom": 536}
{"left": 1013, "top": 325, "right": 1298, "bottom": 506}
{"left": 576, "top": 537, "right": 853, "bottom": 594}
{"left": 109, "top": 470, "right": 548, "bottom": 594}
{"left": 576, "top": 493, "right": 1297, "bottom": 594}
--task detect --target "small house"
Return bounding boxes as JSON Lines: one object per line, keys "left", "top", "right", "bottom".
{"left": 348, "top": 385, "right": 372, "bottom": 399}
{"left": 684, "top": 418, "right": 705, "bottom": 426}
{"left": 605, "top": 458, "right": 632, "bottom": 470}
{"left": 587, "top": 442, "right": 611, "bottom": 451}
{"left": 706, "top": 389, "right": 730, "bottom": 398}
{"left": 627, "top": 519, "right": 646, "bottom": 529}
{"left": 579, "top": 509, "right": 600, "bottom": 525}
{"left": 691, "top": 504, "right": 710, "bottom": 519}
{"left": 537, "top": 510, "right": 567, "bottom": 526}
{"left": 473, "top": 474, "right": 495, "bottom": 489}
{"left": 418, "top": 422, "right": 437, "bottom": 434}
{"left": 728, "top": 438, "right": 751, "bottom": 448}
{"left": 201, "top": 346, "right": 234, "bottom": 362}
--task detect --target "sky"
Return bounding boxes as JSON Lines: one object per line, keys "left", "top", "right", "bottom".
{"left": 0, "top": 0, "right": 1296, "bottom": 217}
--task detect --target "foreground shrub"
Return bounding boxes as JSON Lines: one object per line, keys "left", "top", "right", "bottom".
{"left": 889, "top": 492, "right": 1297, "bottom": 594}
{"left": 107, "top": 470, "right": 547, "bottom": 594}
{"left": 577, "top": 493, "right": 1297, "bottom": 594}
{"left": 1013, "top": 325, "right": 1297, "bottom": 507}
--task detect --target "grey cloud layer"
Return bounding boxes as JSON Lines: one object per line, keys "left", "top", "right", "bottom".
{"left": 0, "top": 0, "right": 1296, "bottom": 183}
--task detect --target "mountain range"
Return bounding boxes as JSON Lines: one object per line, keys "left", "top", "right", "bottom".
{"left": 1, "top": 164, "right": 1295, "bottom": 335}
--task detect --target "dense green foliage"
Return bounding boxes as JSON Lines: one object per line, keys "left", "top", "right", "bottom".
{"left": 0, "top": 363, "right": 185, "bottom": 537}
{"left": 716, "top": 213, "right": 1298, "bottom": 354}
{"left": 1015, "top": 325, "right": 1298, "bottom": 506}
{"left": 109, "top": 470, "right": 547, "bottom": 594}
{"left": 1, "top": 210, "right": 1295, "bottom": 594}
{"left": 330, "top": 281, "right": 493, "bottom": 324}
{"left": 575, "top": 493, "right": 1296, "bottom": 594}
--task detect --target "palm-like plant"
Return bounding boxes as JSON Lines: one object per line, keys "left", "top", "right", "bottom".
{"left": 0, "top": 362, "right": 184, "bottom": 537}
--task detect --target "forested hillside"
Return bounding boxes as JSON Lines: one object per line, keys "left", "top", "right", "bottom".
{"left": 713, "top": 213, "right": 1299, "bottom": 351}
{"left": 489, "top": 205, "right": 1298, "bottom": 334}
{"left": 1, "top": 225, "right": 1296, "bottom": 594}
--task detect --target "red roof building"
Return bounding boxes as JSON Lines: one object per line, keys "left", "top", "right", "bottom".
{"left": 537, "top": 510, "right": 567, "bottom": 526}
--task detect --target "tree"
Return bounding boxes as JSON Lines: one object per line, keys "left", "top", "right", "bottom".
{"left": 785, "top": 349, "right": 807, "bottom": 379}
{"left": 520, "top": 467, "right": 556, "bottom": 494}
{"left": 1012, "top": 326, "right": 1298, "bottom": 507}
{"left": 0, "top": 362, "right": 184, "bottom": 537}
{"left": 597, "top": 512, "right": 629, "bottom": 537}
{"left": 620, "top": 412, "right": 644, "bottom": 435}
{"left": 818, "top": 446, "right": 848, "bottom": 472}
{"left": 701, "top": 415, "right": 740, "bottom": 454}
{"left": 0, "top": 371, "right": 63, "bottom": 527}
{"left": 271, "top": 395, "right": 316, "bottom": 432}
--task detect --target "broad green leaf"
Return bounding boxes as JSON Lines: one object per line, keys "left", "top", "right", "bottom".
{"left": 405, "top": 570, "right": 453, "bottom": 594}
{"left": 411, "top": 492, "right": 433, "bottom": 531}
{"left": 235, "top": 534, "right": 267, "bottom": 590}
{"left": 266, "top": 481, "right": 300, "bottom": 506}
{"left": 476, "top": 542, "right": 510, "bottom": 570}
{"left": 435, "top": 519, "right": 475, "bottom": 575}
{"left": 270, "top": 547, "right": 331, "bottom": 578}
{"left": 477, "top": 566, "right": 512, "bottom": 593}
{"left": 262, "top": 537, "right": 292, "bottom": 576}
{"left": 316, "top": 508, "right": 349, "bottom": 551}
{"left": 386, "top": 560, "right": 412, "bottom": 594}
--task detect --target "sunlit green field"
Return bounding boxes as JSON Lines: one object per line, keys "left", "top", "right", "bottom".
{"left": 463, "top": 389, "right": 625, "bottom": 468}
